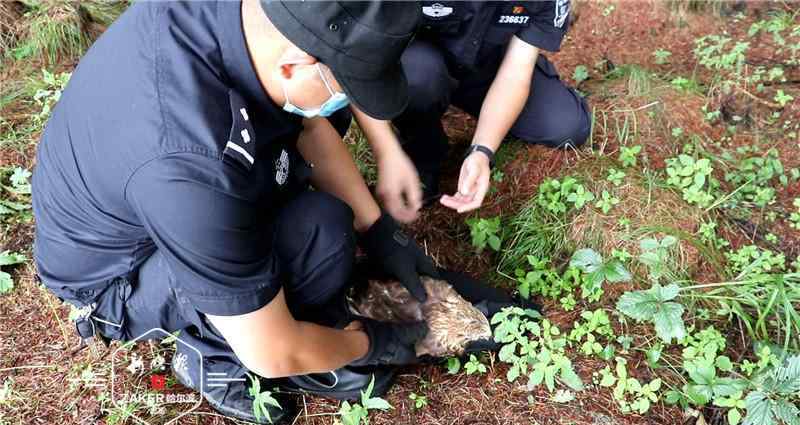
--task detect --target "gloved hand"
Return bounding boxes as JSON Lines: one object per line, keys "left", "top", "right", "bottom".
{"left": 360, "top": 212, "right": 440, "bottom": 302}
{"left": 350, "top": 317, "right": 428, "bottom": 366}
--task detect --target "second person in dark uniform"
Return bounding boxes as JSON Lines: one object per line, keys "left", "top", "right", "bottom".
{"left": 397, "top": 0, "right": 591, "bottom": 212}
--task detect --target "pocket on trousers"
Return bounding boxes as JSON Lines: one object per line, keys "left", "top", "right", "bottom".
{"left": 90, "top": 277, "right": 132, "bottom": 341}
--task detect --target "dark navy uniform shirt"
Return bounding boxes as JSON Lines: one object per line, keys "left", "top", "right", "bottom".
{"left": 33, "top": 1, "right": 304, "bottom": 316}
{"left": 417, "top": 1, "right": 570, "bottom": 70}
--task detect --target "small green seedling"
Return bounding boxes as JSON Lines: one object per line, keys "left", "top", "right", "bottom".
{"left": 595, "top": 190, "right": 620, "bottom": 214}
{"left": 248, "top": 373, "right": 282, "bottom": 424}
{"left": 653, "top": 48, "right": 672, "bottom": 64}
{"left": 464, "top": 355, "right": 487, "bottom": 375}
{"left": 408, "top": 393, "right": 428, "bottom": 410}
{"left": 606, "top": 169, "right": 626, "bottom": 186}
{"left": 573, "top": 65, "right": 589, "bottom": 85}
{"left": 466, "top": 216, "right": 502, "bottom": 253}
{"left": 339, "top": 375, "right": 392, "bottom": 425}
{"left": 618, "top": 145, "right": 642, "bottom": 168}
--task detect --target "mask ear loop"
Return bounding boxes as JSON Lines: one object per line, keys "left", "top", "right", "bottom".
{"left": 316, "top": 63, "right": 339, "bottom": 96}
{"left": 281, "top": 78, "right": 293, "bottom": 108}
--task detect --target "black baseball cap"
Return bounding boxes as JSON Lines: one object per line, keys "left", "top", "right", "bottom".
{"left": 260, "top": 1, "right": 420, "bottom": 120}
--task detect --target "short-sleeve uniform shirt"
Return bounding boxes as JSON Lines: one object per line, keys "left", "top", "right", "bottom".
{"left": 32, "top": 1, "right": 305, "bottom": 316}
{"left": 417, "top": 1, "right": 571, "bottom": 71}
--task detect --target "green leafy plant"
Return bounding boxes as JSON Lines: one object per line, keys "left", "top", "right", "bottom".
{"left": 789, "top": 199, "right": 800, "bottom": 230}
{"left": 492, "top": 308, "right": 583, "bottom": 392}
{"left": 638, "top": 236, "right": 678, "bottom": 281}
{"left": 773, "top": 90, "right": 794, "bottom": 108}
{"left": 0, "top": 251, "right": 26, "bottom": 295}
{"left": 606, "top": 169, "right": 626, "bottom": 186}
{"left": 597, "top": 357, "right": 662, "bottom": 414}
{"left": 536, "top": 177, "right": 594, "bottom": 215}
{"left": 726, "top": 245, "right": 785, "bottom": 277}
{"left": 653, "top": 48, "right": 672, "bottom": 65}
{"left": 445, "top": 357, "right": 461, "bottom": 375}
{"left": 464, "top": 354, "right": 487, "bottom": 375}
{"left": 568, "top": 309, "right": 615, "bottom": 358}
{"left": 248, "top": 373, "right": 282, "bottom": 424}
{"left": 742, "top": 355, "right": 800, "bottom": 425}
{"left": 339, "top": 375, "right": 392, "bottom": 425}
{"left": 32, "top": 69, "right": 71, "bottom": 125}
{"left": 514, "top": 255, "right": 569, "bottom": 301}
{"left": 573, "top": 65, "right": 589, "bottom": 85}
{"left": 616, "top": 284, "right": 686, "bottom": 343}
{"left": 618, "top": 145, "right": 642, "bottom": 168}
{"left": 408, "top": 393, "right": 428, "bottom": 410}
{"left": 666, "top": 154, "right": 716, "bottom": 207}
{"left": 595, "top": 190, "right": 620, "bottom": 214}
{"left": 466, "top": 216, "right": 502, "bottom": 253}
{"left": 570, "top": 248, "right": 632, "bottom": 302}
{"left": 723, "top": 148, "right": 786, "bottom": 209}
{"left": 1, "top": 167, "right": 33, "bottom": 223}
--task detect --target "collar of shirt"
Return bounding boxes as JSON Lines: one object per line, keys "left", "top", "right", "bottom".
{"left": 216, "top": 1, "right": 301, "bottom": 131}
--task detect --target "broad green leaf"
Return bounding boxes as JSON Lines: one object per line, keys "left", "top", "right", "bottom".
{"left": 570, "top": 249, "right": 603, "bottom": 273}
{"left": 773, "top": 399, "right": 800, "bottom": 425}
{"left": 652, "top": 301, "right": 686, "bottom": 343}
{"left": 559, "top": 367, "right": 584, "bottom": 391}
{"left": 743, "top": 391, "right": 774, "bottom": 425}
{"left": 616, "top": 284, "right": 685, "bottom": 343}
{"left": 602, "top": 260, "right": 632, "bottom": 282}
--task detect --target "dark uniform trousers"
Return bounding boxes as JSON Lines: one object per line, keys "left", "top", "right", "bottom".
{"left": 114, "top": 191, "right": 356, "bottom": 392}
{"left": 395, "top": 40, "right": 592, "bottom": 172}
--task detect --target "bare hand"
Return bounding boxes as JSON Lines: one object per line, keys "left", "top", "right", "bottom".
{"left": 376, "top": 150, "right": 422, "bottom": 223}
{"left": 440, "top": 153, "right": 491, "bottom": 213}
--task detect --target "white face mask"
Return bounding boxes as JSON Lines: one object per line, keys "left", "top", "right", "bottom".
{"left": 282, "top": 64, "right": 349, "bottom": 118}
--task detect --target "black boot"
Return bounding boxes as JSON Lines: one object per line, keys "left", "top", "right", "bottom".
{"left": 171, "top": 347, "right": 296, "bottom": 424}
{"left": 280, "top": 364, "right": 397, "bottom": 401}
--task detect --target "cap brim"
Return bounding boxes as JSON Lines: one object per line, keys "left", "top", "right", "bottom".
{"left": 330, "top": 65, "right": 409, "bottom": 121}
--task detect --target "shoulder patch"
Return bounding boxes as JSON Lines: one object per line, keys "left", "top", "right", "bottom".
{"left": 554, "top": 0, "right": 570, "bottom": 28}
{"left": 223, "top": 90, "right": 257, "bottom": 170}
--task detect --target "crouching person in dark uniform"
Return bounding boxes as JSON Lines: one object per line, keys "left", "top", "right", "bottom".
{"left": 393, "top": 0, "right": 591, "bottom": 211}
{"left": 32, "top": 1, "right": 437, "bottom": 423}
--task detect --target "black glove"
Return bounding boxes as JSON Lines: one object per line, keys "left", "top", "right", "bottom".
{"left": 360, "top": 212, "right": 440, "bottom": 302}
{"left": 350, "top": 317, "right": 428, "bottom": 366}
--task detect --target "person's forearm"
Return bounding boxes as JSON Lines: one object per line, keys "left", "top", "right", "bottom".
{"left": 297, "top": 116, "right": 381, "bottom": 232}
{"left": 351, "top": 107, "right": 403, "bottom": 161}
{"left": 277, "top": 322, "right": 369, "bottom": 376}
{"left": 472, "top": 39, "right": 539, "bottom": 152}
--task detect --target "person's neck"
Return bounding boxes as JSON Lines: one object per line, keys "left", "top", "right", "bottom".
{"left": 241, "top": 0, "right": 285, "bottom": 106}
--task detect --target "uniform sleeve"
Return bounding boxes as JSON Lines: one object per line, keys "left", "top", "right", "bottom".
{"left": 516, "top": 0, "right": 571, "bottom": 52}
{"left": 126, "top": 153, "right": 281, "bottom": 316}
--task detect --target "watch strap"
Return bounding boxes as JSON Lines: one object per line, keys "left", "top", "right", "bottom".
{"left": 464, "top": 144, "right": 496, "bottom": 168}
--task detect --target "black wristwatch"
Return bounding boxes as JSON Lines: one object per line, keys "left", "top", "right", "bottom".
{"left": 464, "top": 144, "right": 496, "bottom": 169}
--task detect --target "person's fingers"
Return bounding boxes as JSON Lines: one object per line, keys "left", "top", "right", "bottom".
{"left": 458, "top": 161, "right": 478, "bottom": 196}
{"left": 404, "top": 173, "right": 423, "bottom": 212}
{"left": 440, "top": 193, "right": 472, "bottom": 212}
{"left": 379, "top": 183, "right": 406, "bottom": 222}
{"left": 395, "top": 266, "right": 428, "bottom": 302}
{"left": 456, "top": 171, "right": 491, "bottom": 213}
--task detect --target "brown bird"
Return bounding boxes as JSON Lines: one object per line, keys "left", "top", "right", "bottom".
{"left": 348, "top": 276, "right": 492, "bottom": 357}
